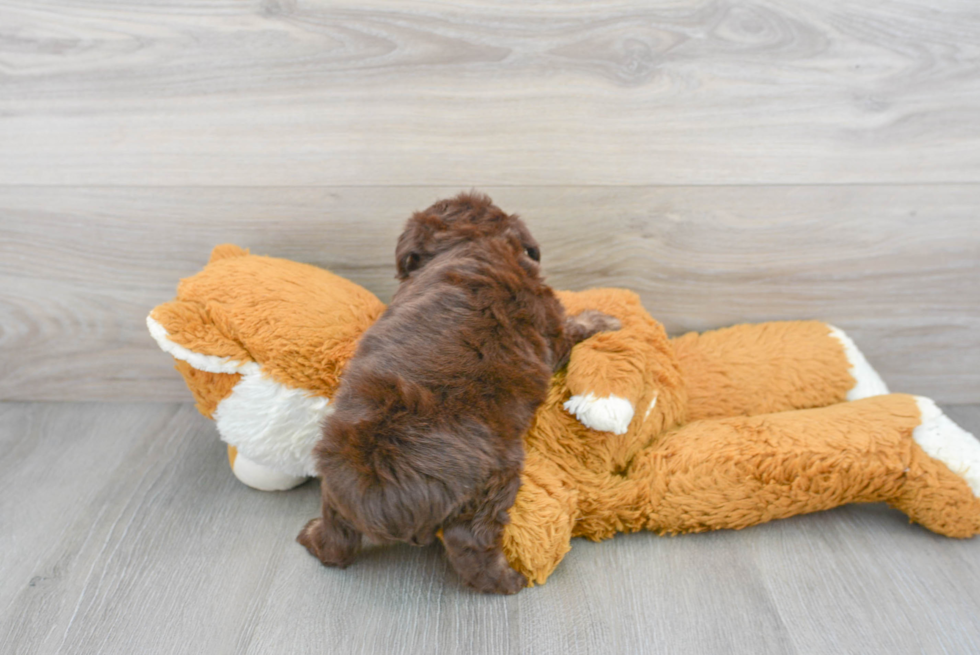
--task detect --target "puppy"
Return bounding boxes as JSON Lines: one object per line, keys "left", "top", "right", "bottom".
{"left": 298, "top": 192, "right": 618, "bottom": 594}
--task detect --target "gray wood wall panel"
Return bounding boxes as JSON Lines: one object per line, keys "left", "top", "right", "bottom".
{"left": 1, "top": 0, "right": 980, "bottom": 186}
{"left": 2, "top": 185, "right": 978, "bottom": 403}
{"left": 2, "top": 1, "right": 979, "bottom": 403}
{"left": 2, "top": 401, "right": 979, "bottom": 654}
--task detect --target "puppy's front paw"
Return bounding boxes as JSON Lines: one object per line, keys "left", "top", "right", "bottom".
{"left": 465, "top": 563, "right": 528, "bottom": 595}
{"left": 297, "top": 518, "right": 358, "bottom": 569}
{"left": 491, "top": 566, "right": 528, "bottom": 595}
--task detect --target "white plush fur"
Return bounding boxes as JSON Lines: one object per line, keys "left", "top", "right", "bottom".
{"left": 214, "top": 368, "right": 332, "bottom": 478}
{"left": 827, "top": 325, "right": 890, "bottom": 400}
{"left": 913, "top": 397, "right": 980, "bottom": 498}
{"left": 564, "top": 393, "right": 635, "bottom": 435}
{"left": 147, "top": 313, "right": 328, "bottom": 479}
{"left": 643, "top": 393, "right": 659, "bottom": 421}
{"left": 232, "top": 452, "right": 308, "bottom": 491}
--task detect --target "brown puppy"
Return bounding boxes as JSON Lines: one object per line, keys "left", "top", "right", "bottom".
{"left": 298, "top": 192, "right": 618, "bottom": 594}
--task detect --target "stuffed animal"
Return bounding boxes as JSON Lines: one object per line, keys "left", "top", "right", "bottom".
{"left": 148, "top": 244, "right": 980, "bottom": 586}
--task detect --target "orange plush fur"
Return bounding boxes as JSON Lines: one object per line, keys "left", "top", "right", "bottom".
{"left": 149, "top": 245, "right": 980, "bottom": 586}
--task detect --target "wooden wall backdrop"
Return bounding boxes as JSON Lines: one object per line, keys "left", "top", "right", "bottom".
{"left": 1, "top": 0, "right": 979, "bottom": 403}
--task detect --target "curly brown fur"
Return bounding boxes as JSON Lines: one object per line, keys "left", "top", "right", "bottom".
{"left": 298, "top": 192, "right": 618, "bottom": 594}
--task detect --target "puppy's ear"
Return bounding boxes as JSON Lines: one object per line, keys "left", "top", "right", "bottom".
{"left": 395, "top": 225, "right": 424, "bottom": 280}
{"left": 397, "top": 251, "right": 422, "bottom": 280}
{"left": 396, "top": 208, "right": 452, "bottom": 280}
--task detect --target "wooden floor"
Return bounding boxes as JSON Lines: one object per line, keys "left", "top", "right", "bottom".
{"left": 2, "top": 401, "right": 980, "bottom": 655}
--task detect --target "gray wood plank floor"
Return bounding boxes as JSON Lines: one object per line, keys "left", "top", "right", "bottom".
{"left": 2, "top": 401, "right": 980, "bottom": 655}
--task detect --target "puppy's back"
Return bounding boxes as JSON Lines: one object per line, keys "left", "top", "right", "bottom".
{"left": 316, "top": 241, "right": 560, "bottom": 541}
{"left": 317, "top": 395, "right": 508, "bottom": 544}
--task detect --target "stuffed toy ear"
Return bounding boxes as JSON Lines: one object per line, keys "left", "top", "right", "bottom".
{"left": 209, "top": 243, "right": 249, "bottom": 263}
{"left": 148, "top": 299, "right": 255, "bottom": 420}
{"left": 147, "top": 300, "right": 252, "bottom": 373}
{"left": 146, "top": 245, "right": 254, "bottom": 371}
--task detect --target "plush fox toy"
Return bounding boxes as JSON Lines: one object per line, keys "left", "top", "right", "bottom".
{"left": 148, "top": 245, "right": 980, "bottom": 585}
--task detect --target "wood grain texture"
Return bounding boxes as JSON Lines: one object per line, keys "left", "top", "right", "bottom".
{"left": 1, "top": 0, "right": 980, "bottom": 186}
{"left": 2, "top": 185, "right": 978, "bottom": 403}
{"left": 2, "top": 401, "right": 979, "bottom": 654}
{"left": 3, "top": 1, "right": 979, "bottom": 650}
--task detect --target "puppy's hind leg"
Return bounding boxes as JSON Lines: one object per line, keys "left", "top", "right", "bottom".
{"left": 441, "top": 471, "right": 528, "bottom": 595}
{"left": 442, "top": 518, "right": 528, "bottom": 595}
{"left": 297, "top": 501, "right": 363, "bottom": 568}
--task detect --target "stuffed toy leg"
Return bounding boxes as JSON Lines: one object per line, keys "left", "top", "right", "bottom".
{"left": 561, "top": 288, "right": 888, "bottom": 433}
{"left": 502, "top": 298, "right": 980, "bottom": 584}
{"left": 505, "top": 393, "right": 980, "bottom": 584}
